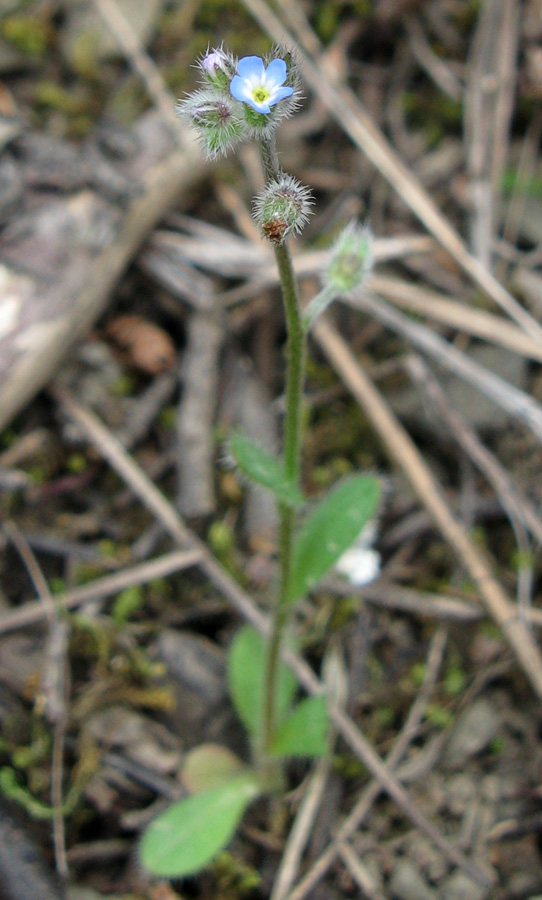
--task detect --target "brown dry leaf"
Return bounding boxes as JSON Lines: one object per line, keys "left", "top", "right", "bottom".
{"left": 0, "top": 83, "right": 17, "bottom": 117}
{"left": 106, "top": 314, "right": 176, "bottom": 374}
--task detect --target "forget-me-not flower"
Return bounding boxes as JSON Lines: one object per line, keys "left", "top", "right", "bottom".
{"left": 230, "top": 56, "right": 294, "bottom": 114}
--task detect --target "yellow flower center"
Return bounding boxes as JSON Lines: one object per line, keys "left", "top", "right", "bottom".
{"left": 253, "top": 86, "right": 270, "bottom": 104}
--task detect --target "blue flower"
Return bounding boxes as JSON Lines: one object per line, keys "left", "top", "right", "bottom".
{"left": 230, "top": 56, "right": 293, "bottom": 114}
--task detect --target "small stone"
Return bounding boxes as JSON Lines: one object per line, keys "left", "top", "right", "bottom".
{"left": 444, "top": 698, "right": 501, "bottom": 769}
{"left": 446, "top": 773, "right": 474, "bottom": 816}
{"left": 155, "top": 629, "right": 226, "bottom": 707}
{"left": 389, "top": 345, "right": 527, "bottom": 435}
{"left": 389, "top": 859, "right": 437, "bottom": 900}
{"left": 153, "top": 629, "right": 235, "bottom": 748}
{"left": 438, "top": 871, "right": 489, "bottom": 900}
{"left": 403, "top": 835, "right": 447, "bottom": 882}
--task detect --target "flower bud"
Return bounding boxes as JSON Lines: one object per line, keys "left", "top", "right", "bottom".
{"left": 198, "top": 47, "right": 236, "bottom": 90}
{"left": 253, "top": 173, "right": 313, "bottom": 244}
{"left": 326, "top": 222, "right": 373, "bottom": 293}
{"left": 177, "top": 89, "right": 244, "bottom": 158}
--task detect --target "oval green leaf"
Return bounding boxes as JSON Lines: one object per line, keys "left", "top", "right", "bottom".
{"left": 229, "top": 433, "right": 305, "bottom": 508}
{"left": 227, "top": 625, "right": 297, "bottom": 739}
{"left": 140, "top": 773, "right": 262, "bottom": 878}
{"left": 289, "top": 475, "right": 381, "bottom": 604}
{"left": 270, "top": 696, "right": 329, "bottom": 758}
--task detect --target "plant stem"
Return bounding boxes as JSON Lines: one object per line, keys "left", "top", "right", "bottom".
{"left": 259, "top": 137, "right": 306, "bottom": 756}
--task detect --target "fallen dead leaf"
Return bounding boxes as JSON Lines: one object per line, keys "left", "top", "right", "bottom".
{"left": 106, "top": 314, "right": 176, "bottom": 374}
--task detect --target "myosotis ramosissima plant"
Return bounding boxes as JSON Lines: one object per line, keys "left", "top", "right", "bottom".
{"left": 140, "top": 45, "right": 380, "bottom": 880}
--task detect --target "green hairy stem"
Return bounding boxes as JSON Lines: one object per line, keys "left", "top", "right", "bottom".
{"left": 259, "top": 136, "right": 306, "bottom": 757}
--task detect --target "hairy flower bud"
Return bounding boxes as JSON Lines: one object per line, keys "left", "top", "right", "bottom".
{"left": 177, "top": 89, "right": 244, "bottom": 158}
{"left": 198, "top": 46, "right": 237, "bottom": 90}
{"left": 302, "top": 222, "right": 374, "bottom": 330}
{"left": 326, "top": 222, "right": 373, "bottom": 293}
{"left": 253, "top": 173, "right": 313, "bottom": 244}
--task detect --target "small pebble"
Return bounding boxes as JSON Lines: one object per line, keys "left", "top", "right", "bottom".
{"left": 438, "top": 870, "right": 490, "bottom": 900}
{"left": 389, "top": 859, "right": 437, "bottom": 900}
{"left": 444, "top": 698, "right": 501, "bottom": 769}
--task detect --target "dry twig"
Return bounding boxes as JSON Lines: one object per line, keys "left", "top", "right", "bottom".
{"left": 2, "top": 523, "right": 69, "bottom": 878}
{"left": 0, "top": 548, "right": 203, "bottom": 636}
{"left": 92, "top": 0, "right": 185, "bottom": 143}
{"left": 352, "top": 290, "right": 542, "bottom": 446}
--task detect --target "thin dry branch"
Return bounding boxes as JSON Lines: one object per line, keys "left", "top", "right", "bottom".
{"left": 92, "top": 0, "right": 185, "bottom": 143}
{"left": 0, "top": 549, "right": 203, "bottom": 636}
{"left": 464, "top": 0, "right": 519, "bottom": 267}
{"left": 405, "top": 353, "right": 536, "bottom": 620}
{"left": 3, "top": 523, "right": 69, "bottom": 878}
{"left": 177, "top": 306, "right": 225, "bottom": 517}
{"left": 404, "top": 354, "right": 542, "bottom": 547}
{"left": 370, "top": 274, "right": 542, "bottom": 364}
{"left": 405, "top": 15, "right": 462, "bottom": 101}
{"left": 352, "top": 290, "right": 542, "bottom": 446}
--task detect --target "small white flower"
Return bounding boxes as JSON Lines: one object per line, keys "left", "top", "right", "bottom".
{"left": 335, "top": 521, "right": 381, "bottom": 586}
{"left": 230, "top": 56, "right": 293, "bottom": 114}
{"left": 335, "top": 547, "right": 381, "bottom": 586}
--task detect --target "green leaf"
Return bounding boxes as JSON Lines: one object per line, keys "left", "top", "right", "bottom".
{"left": 140, "top": 773, "right": 262, "bottom": 878}
{"left": 229, "top": 433, "right": 305, "bottom": 508}
{"left": 289, "top": 475, "right": 381, "bottom": 603}
{"left": 227, "top": 626, "right": 297, "bottom": 739}
{"left": 270, "top": 696, "right": 329, "bottom": 758}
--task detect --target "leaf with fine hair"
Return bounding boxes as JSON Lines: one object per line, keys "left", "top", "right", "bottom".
{"left": 140, "top": 773, "right": 262, "bottom": 878}
{"left": 288, "top": 475, "right": 381, "bottom": 604}
{"left": 229, "top": 432, "right": 305, "bottom": 508}
{"left": 270, "top": 696, "right": 329, "bottom": 758}
{"left": 228, "top": 625, "right": 297, "bottom": 740}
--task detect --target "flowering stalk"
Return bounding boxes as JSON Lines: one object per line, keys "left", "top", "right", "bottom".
{"left": 140, "top": 48, "right": 381, "bottom": 883}
{"left": 177, "top": 46, "right": 373, "bottom": 762}
{"left": 257, "top": 137, "right": 306, "bottom": 756}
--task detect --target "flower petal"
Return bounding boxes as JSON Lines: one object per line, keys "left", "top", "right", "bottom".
{"left": 268, "top": 85, "right": 294, "bottom": 106}
{"left": 230, "top": 75, "right": 253, "bottom": 103}
{"left": 248, "top": 98, "right": 272, "bottom": 114}
{"left": 237, "top": 56, "right": 265, "bottom": 80}
{"left": 265, "top": 58, "right": 288, "bottom": 86}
